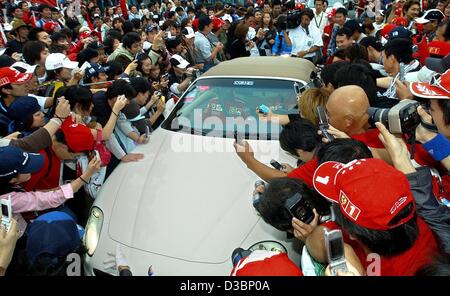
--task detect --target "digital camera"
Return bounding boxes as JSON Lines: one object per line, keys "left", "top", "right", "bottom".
{"left": 368, "top": 99, "right": 421, "bottom": 134}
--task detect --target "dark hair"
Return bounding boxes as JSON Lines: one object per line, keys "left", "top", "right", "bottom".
{"left": 336, "top": 27, "right": 352, "bottom": 39}
{"left": 22, "top": 41, "right": 47, "bottom": 65}
{"left": 334, "top": 203, "right": 418, "bottom": 256}
{"left": 136, "top": 53, "right": 151, "bottom": 75}
{"left": 103, "top": 36, "right": 119, "bottom": 55}
{"left": 107, "top": 29, "right": 123, "bottom": 41}
{"left": 438, "top": 100, "right": 450, "bottom": 126}
{"left": 198, "top": 15, "right": 212, "bottom": 31}
{"left": 334, "top": 63, "right": 378, "bottom": 106}
{"left": 106, "top": 79, "right": 137, "bottom": 101}
{"left": 344, "top": 44, "right": 369, "bottom": 62}
{"left": 130, "top": 77, "right": 151, "bottom": 94}
{"left": 317, "top": 138, "right": 373, "bottom": 164}
{"left": 403, "top": 0, "right": 421, "bottom": 15}
{"left": 415, "top": 255, "right": 450, "bottom": 276}
{"left": 123, "top": 21, "right": 135, "bottom": 34}
{"left": 300, "top": 8, "right": 314, "bottom": 20}
{"left": 59, "top": 85, "right": 93, "bottom": 113}
{"left": 106, "top": 60, "right": 124, "bottom": 80}
{"left": 384, "top": 38, "right": 413, "bottom": 64}
{"left": 234, "top": 23, "right": 250, "bottom": 40}
{"left": 321, "top": 61, "right": 350, "bottom": 89}
{"left": 122, "top": 32, "right": 141, "bottom": 50}
{"left": 279, "top": 118, "right": 320, "bottom": 157}
{"left": 28, "top": 27, "right": 47, "bottom": 42}
{"left": 256, "top": 178, "right": 330, "bottom": 231}
{"left": 443, "top": 20, "right": 450, "bottom": 41}
{"left": 336, "top": 7, "right": 348, "bottom": 17}
{"left": 314, "top": 0, "right": 324, "bottom": 4}
{"left": 131, "top": 19, "right": 141, "bottom": 30}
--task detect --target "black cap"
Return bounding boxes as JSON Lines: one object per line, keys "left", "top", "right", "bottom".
{"left": 360, "top": 36, "right": 383, "bottom": 52}
{"left": 344, "top": 19, "right": 363, "bottom": 34}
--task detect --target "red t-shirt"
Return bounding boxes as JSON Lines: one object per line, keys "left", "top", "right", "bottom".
{"left": 22, "top": 148, "right": 61, "bottom": 192}
{"left": 323, "top": 217, "right": 438, "bottom": 276}
{"left": 287, "top": 129, "right": 384, "bottom": 187}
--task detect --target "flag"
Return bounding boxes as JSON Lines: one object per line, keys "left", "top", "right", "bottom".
{"left": 120, "top": 0, "right": 129, "bottom": 20}
{"left": 30, "top": 10, "right": 37, "bottom": 28}
{"left": 0, "top": 24, "right": 7, "bottom": 47}
{"left": 34, "top": 0, "right": 58, "bottom": 6}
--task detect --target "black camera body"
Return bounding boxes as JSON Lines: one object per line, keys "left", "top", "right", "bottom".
{"left": 368, "top": 99, "right": 421, "bottom": 134}
{"left": 286, "top": 10, "right": 301, "bottom": 29}
{"left": 284, "top": 193, "right": 315, "bottom": 224}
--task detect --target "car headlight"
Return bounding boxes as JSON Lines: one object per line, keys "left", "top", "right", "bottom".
{"left": 84, "top": 207, "right": 104, "bottom": 256}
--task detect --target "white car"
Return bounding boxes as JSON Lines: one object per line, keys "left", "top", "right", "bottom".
{"left": 83, "top": 57, "right": 316, "bottom": 276}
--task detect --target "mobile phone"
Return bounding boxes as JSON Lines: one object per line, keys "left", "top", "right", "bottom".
{"left": 324, "top": 229, "right": 348, "bottom": 276}
{"left": 399, "top": 62, "right": 406, "bottom": 82}
{"left": 316, "top": 106, "right": 334, "bottom": 142}
{"left": 145, "top": 125, "right": 150, "bottom": 139}
{"left": 161, "top": 73, "right": 169, "bottom": 80}
{"left": 284, "top": 193, "right": 314, "bottom": 224}
{"left": 270, "top": 159, "right": 283, "bottom": 170}
{"left": 234, "top": 130, "right": 244, "bottom": 145}
{"left": 94, "top": 150, "right": 100, "bottom": 162}
{"left": 263, "top": 28, "right": 270, "bottom": 32}
{"left": 1, "top": 196, "right": 12, "bottom": 233}
{"left": 258, "top": 104, "right": 270, "bottom": 115}
{"left": 160, "top": 95, "right": 166, "bottom": 103}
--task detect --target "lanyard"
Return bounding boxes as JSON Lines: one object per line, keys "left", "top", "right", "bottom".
{"left": 314, "top": 12, "right": 324, "bottom": 28}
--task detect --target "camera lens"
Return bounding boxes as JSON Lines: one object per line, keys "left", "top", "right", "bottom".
{"left": 368, "top": 107, "right": 389, "bottom": 129}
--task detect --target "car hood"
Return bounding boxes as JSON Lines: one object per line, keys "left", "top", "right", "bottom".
{"left": 106, "top": 129, "right": 283, "bottom": 264}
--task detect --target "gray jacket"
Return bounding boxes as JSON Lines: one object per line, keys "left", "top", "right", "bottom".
{"left": 407, "top": 167, "right": 450, "bottom": 254}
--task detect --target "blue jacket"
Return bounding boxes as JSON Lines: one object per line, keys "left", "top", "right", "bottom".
{"left": 271, "top": 31, "right": 292, "bottom": 56}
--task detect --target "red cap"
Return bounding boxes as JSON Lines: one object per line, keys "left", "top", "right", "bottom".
{"left": 43, "top": 21, "right": 59, "bottom": 33}
{"left": 391, "top": 17, "right": 408, "bottom": 27}
{"left": 230, "top": 251, "right": 303, "bottom": 276}
{"left": 0, "top": 67, "right": 33, "bottom": 87}
{"left": 327, "top": 8, "right": 337, "bottom": 19}
{"left": 61, "top": 118, "right": 94, "bottom": 153}
{"left": 313, "top": 159, "right": 416, "bottom": 231}
{"left": 380, "top": 23, "right": 398, "bottom": 39}
{"left": 79, "top": 31, "right": 92, "bottom": 40}
{"left": 410, "top": 69, "right": 450, "bottom": 99}
{"left": 211, "top": 16, "right": 225, "bottom": 31}
{"left": 192, "top": 18, "right": 199, "bottom": 31}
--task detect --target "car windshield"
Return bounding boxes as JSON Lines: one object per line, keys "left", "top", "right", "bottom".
{"left": 163, "top": 78, "right": 302, "bottom": 140}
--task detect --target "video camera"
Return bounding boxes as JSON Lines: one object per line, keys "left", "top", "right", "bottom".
{"left": 368, "top": 99, "right": 421, "bottom": 134}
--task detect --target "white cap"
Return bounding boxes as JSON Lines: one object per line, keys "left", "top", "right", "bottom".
{"left": 221, "top": 14, "right": 233, "bottom": 23}
{"left": 182, "top": 26, "right": 195, "bottom": 39}
{"left": 78, "top": 26, "right": 91, "bottom": 34}
{"left": 45, "top": 53, "right": 79, "bottom": 70}
{"left": 415, "top": 9, "right": 445, "bottom": 24}
{"left": 12, "top": 62, "right": 37, "bottom": 74}
{"left": 170, "top": 54, "right": 189, "bottom": 69}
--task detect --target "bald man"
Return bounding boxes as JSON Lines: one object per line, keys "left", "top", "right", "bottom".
{"left": 325, "top": 85, "right": 440, "bottom": 168}
{"left": 326, "top": 86, "right": 370, "bottom": 136}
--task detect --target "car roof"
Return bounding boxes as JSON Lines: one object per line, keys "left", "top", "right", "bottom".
{"left": 201, "top": 56, "right": 316, "bottom": 82}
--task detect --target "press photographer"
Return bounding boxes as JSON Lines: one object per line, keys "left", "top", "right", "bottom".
{"left": 288, "top": 8, "right": 323, "bottom": 63}
{"left": 167, "top": 54, "right": 198, "bottom": 96}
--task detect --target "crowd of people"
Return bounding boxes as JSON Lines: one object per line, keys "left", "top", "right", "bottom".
{"left": 0, "top": 0, "right": 449, "bottom": 276}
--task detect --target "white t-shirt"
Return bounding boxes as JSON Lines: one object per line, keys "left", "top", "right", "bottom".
{"left": 312, "top": 10, "right": 328, "bottom": 35}
{"left": 288, "top": 24, "right": 323, "bottom": 57}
